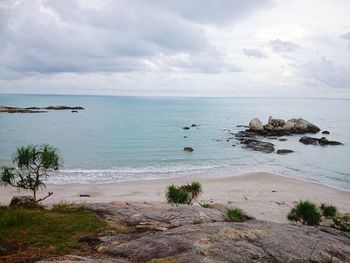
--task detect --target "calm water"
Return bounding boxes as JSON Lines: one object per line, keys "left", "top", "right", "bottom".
{"left": 0, "top": 94, "right": 349, "bottom": 190}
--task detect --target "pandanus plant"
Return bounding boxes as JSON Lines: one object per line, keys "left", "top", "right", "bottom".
{"left": 0, "top": 144, "right": 61, "bottom": 202}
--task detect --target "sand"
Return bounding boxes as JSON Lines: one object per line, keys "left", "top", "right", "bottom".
{"left": 1, "top": 172, "right": 349, "bottom": 223}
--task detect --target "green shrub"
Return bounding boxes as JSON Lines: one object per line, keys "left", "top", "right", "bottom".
{"left": 287, "top": 201, "right": 321, "bottom": 226}
{"left": 166, "top": 182, "right": 202, "bottom": 206}
{"left": 320, "top": 203, "right": 337, "bottom": 219}
{"left": 199, "top": 202, "right": 213, "bottom": 208}
{"left": 227, "top": 208, "right": 249, "bottom": 222}
{"left": 332, "top": 214, "right": 350, "bottom": 232}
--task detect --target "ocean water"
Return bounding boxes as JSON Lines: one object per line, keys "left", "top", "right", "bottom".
{"left": 0, "top": 94, "right": 349, "bottom": 190}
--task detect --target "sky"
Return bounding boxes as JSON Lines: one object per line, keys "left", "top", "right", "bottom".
{"left": 0, "top": 0, "right": 349, "bottom": 97}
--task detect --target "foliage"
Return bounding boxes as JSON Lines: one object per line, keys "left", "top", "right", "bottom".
{"left": 332, "top": 214, "right": 350, "bottom": 232}
{"left": 166, "top": 182, "right": 202, "bottom": 206}
{"left": 0, "top": 144, "right": 61, "bottom": 202}
{"left": 287, "top": 201, "right": 321, "bottom": 226}
{"left": 227, "top": 208, "right": 249, "bottom": 222}
{"left": 0, "top": 206, "right": 107, "bottom": 261}
{"left": 199, "top": 202, "right": 213, "bottom": 208}
{"left": 320, "top": 203, "right": 337, "bottom": 219}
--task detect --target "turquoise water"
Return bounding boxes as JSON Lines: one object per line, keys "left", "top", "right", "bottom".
{"left": 0, "top": 94, "right": 349, "bottom": 190}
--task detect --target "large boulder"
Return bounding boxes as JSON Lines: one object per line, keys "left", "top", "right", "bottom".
{"left": 283, "top": 118, "right": 320, "bottom": 134}
{"left": 249, "top": 118, "right": 264, "bottom": 132}
{"left": 241, "top": 139, "right": 275, "bottom": 153}
{"left": 9, "top": 196, "right": 36, "bottom": 208}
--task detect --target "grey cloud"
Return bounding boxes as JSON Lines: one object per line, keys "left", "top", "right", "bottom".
{"left": 243, "top": 48, "right": 268, "bottom": 58}
{"left": 340, "top": 32, "right": 350, "bottom": 40}
{"left": 300, "top": 57, "right": 350, "bottom": 89}
{"left": 270, "top": 39, "right": 300, "bottom": 53}
{"left": 0, "top": 0, "right": 270, "bottom": 77}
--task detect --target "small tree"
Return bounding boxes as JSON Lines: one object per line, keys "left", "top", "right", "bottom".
{"left": 0, "top": 144, "right": 61, "bottom": 202}
{"left": 287, "top": 201, "right": 321, "bottom": 226}
{"left": 166, "top": 182, "right": 202, "bottom": 206}
{"left": 320, "top": 203, "right": 337, "bottom": 219}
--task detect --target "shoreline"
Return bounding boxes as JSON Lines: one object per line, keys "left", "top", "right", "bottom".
{"left": 1, "top": 171, "right": 349, "bottom": 223}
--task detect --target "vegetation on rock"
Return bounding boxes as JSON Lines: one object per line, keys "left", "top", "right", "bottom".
{"left": 320, "top": 203, "right": 337, "bottom": 219}
{"left": 287, "top": 201, "right": 321, "bottom": 226}
{"left": 226, "top": 208, "right": 249, "bottom": 222}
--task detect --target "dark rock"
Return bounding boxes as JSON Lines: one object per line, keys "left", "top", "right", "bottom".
{"left": 191, "top": 124, "right": 198, "bottom": 127}
{"left": 328, "top": 141, "right": 343, "bottom": 146}
{"left": 183, "top": 136, "right": 188, "bottom": 138}
{"left": 299, "top": 136, "right": 343, "bottom": 146}
{"left": 241, "top": 139, "right": 275, "bottom": 153}
{"left": 266, "top": 137, "right": 278, "bottom": 140}
{"left": 44, "top": 106, "right": 85, "bottom": 110}
{"left": 9, "top": 196, "right": 37, "bottom": 208}
{"left": 184, "top": 147, "right": 193, "bottom": 152}
{"left": 277, "top": 149, "right": 294, "bottom": 154}
{"left": 322, "top": 130, "right": 330, "bottom": 134}
{"left": 299, "top": 136, "right": 319, "bottom": 145}
{"left": 71, "top": 110, "right": 79, "bottom": 113}
{"left": 182, "top": 127, "right": 190, "bottom": 130}
{"left": 80, "top": 194, "right": 90, "bottom": 197}
{"left": 278, "top": 138, "right": 287, "bottom": 141}
{"left": 319, "top": 137, "right": 330, "bottom": 146}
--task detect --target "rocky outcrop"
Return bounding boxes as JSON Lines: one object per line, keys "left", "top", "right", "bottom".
{"left": 322, "top": 130, "right": 330, "bottom": 134}
{"left": 246, "top": 117, "right": 320, "bottom": 135}
{"left": 0, "top": 106, "right": 85, "bottom": 113}
{"left": 44, "top": 203, "right": 350, "bottom": 263}
{"left": 249, "top": 118, "right": 263, "bottom": 132}
{"left": 299, "top": 136, "right": 343, "bottom": 146}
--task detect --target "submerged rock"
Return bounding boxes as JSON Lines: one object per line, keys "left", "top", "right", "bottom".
{"left": 182, "top": 127, "right": 190, "bottom": 130}
{"left": 184, "top": 147, "right": 193, "bottom": 152}
{"left": 277, "top": 149, "right": 294, "bottom": 154}
{"left": 299, "top": 136, "right": 343, "bottom": 146}
{"left": 322, "top": 130, "right": 330, "bottom": 134}
{"left": 241, "top": 139, "right": 275, "bottom": 153}
{"left": 278, "top": 138, "right": 288, "bottom": 141}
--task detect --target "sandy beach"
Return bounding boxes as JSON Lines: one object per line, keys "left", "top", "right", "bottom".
{"left": 1, "top": 172, "right": 349, "bottom": 223}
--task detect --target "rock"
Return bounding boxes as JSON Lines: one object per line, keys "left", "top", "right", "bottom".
{"left": 9, "top": 196, "right": 36, "bottom": 208}
{"left": 182, "top": 127, "right": 190, "bottom": 130}
{"left": 278, "top": 138, "right": 287, "bottom": 141}
{"left": 299, "top": 136, "right": 343, "bottom": 146}
{"left": 322, "top": 130, "right": 330, "bottom": 134}
{"left": 191, "top": 124, "right": 198, "bottom": 127}
{"left": 283, "top": 118, "right": 320, "bottom": 134}
{"left": 44, "top": 106, "right": 85, "bottom": 110}
{"left": 80, "top": 194, "right": 90, "bottom": 197}
{"left": 319, "top": 137, "right": 330, "bottom": 146}
{"left": 266, "top": 137, "right": 278, "bottom": 140}
{"left": 277, "top": 149, "right": 294, "bottom": 154}
{"left": 184, "top": 147, "right": 193, "bottom": 152}
{"left": 241, "top": 139, "right": 275, "bottom": 153}
{"left": 85, "top": 203, "right": 350, "bottom": 263}
{"left": 249, "top": 118, "right": 264, "bottom": 132}
{"left": 299, "top": 136, "right": 319, "bottom": 145}
{"left": 183, "top": 136, "right": 188, "bottom": 138}
{"left": 71, "top": 110, "right": 79, "bottom": 113}
{"left": 328, "top": 141, "right": 343, "bottom": 146}
{"left": 265, "top": 116, "right": 285, "bottom": 129}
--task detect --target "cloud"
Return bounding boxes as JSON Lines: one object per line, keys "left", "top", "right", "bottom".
{"left": 0, "top": 0, "right": 270, "bottom": 78}
{"left": 270, "top": 39, "right": 300, "bottom": 53}
{"left": 242, "top": 48, "right": 268, "bottom": 58}
{"left": 299, "top": 57, "right": 350, "bottom": 89}
{"left": 340, "top": 32, "right": 350, "bottom": 40}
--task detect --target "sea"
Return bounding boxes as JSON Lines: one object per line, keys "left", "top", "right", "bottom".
{"left": 0, "top": 94, "right": 349, "bottom": 190}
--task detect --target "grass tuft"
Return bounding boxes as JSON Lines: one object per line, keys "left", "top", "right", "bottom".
{"left": 226, "top": 208, "right": 249, "bottom": 222}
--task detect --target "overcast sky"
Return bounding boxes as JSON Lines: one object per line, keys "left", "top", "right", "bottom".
{"left": 0, "top": 0, "right": 349, "bottom": 97}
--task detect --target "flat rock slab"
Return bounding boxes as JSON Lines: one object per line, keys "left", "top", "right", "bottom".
{"left": 97, "top": 220, "right": 350, "bottom": 263}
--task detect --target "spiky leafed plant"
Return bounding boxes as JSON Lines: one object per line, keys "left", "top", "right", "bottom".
{"left": 0, "top": 144, "right": 61, "bottom": 202}
{"left": 320, "top": 203, "right": 338, "bottom": 219}
{"left": 287, "top": 200, "right": 321, "bottom": 226}
{"left": 166, "top": 182, "right": 202, "bottom": 206}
